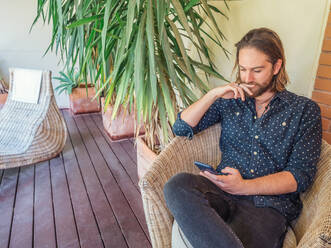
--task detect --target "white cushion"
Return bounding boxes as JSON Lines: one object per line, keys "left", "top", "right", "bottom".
{"left": 172, "top": 220, "right": 194, "bottom": 248}
{"left": 11, "top": 68, "right": 42, "bottom": 104}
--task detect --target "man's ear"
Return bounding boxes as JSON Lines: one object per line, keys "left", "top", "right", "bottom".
{"left": 273, "top": 59, "right": 282, "bottom": 75}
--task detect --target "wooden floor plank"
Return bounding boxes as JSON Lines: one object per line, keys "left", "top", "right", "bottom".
{"left": 77, "top": 114, "right": 151, "bottom": 248}
{"left": 34, "top": 161, "right": 56, "bottom": 248}
{"left": 61, "top": 120, "right": 105, "bottom": 248}
{"left": 92, "top": 115, "right": 139, "bottom": 190}
{"left": 63, "top": 110, "right": 128, "bottom": 248}
{"left": 0, "top": 168, "right": 19, "bottom": 248}
{"left": 50, "top": 154, "right": 80, "bottom": 248}
{"left": 0, "top": 170, "right": 4, "bottom": 185}
{"left": 120, "top": 140, "right": 137, "bottom": 165}
{"left": 86, "top": 115, "right": 150, "bottom": 242}
{"left": 0, "top": 111, "right": 151, "bottom": 248}
{"left": 9, "top": 165, "right": 35, "bottom": 248}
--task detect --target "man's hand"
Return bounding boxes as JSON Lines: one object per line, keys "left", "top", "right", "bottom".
{"left": 200, "top": 167, "right": 298, "bottom": 196}
{"left": 180, "top": 82, "right": 254, "bottom": 127}
{"left": 200, "top": 167, "right": 247, "bottom": 195}
{"left": 209, "top": 82, "right": 254, "bottom": 102}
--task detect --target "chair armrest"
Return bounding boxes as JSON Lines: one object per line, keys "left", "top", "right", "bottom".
{"left": 295, "top": 140, "right": 331, "bottom": 248}
{"left": 139, "top": 124, "right": 221, "bottom": 248}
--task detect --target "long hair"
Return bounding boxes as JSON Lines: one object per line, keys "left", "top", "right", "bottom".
{"left": 234, "top": 28, "right": 289, "bottom": 92}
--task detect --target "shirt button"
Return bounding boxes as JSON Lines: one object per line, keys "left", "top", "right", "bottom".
{"left": 254, "top": 116, "right": 257, "bottom": 119}
{"left": 253, "top": 151, "right": 257, "bottom": 155}
{"left": 282, "top": 122, "right": 286, "bottom": 126}
{"left": 250, "top": 169, "right": 254, "bottom": 173}
{"left": 255, "top": 135, "right": 259, "bottom": 139}
{"left": 236, "top": 112, "right": 240, "bottom": 116}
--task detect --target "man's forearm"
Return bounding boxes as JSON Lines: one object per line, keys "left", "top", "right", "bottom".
{"left": 243, "top": 171, "right": 297, "bottom": 195}
{"left": 181, "top": 90, "right": 218, "bottom": 127}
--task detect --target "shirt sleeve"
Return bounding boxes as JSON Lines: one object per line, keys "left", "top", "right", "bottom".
{"left": 283, "top": 101, "right": 322, "bottom": 193}
{"left": 172, "top": 98, "right": 224, "bottom": 139}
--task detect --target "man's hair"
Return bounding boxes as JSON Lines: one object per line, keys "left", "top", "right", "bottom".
{"left": 234, "top": 27, "right": 289, "bottom": 92}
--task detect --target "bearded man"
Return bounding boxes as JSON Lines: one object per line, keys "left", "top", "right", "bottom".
{"left": 164, "top": 27, "right": 322, "bottom": 248}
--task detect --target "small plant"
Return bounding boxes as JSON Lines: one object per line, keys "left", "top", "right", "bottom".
{"left": 53, "top": 70, "right": 82, "bottom": 95}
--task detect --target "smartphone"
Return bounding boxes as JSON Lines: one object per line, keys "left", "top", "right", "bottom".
{"left": 194, "top": 161, "right": 227, "bottom": 175}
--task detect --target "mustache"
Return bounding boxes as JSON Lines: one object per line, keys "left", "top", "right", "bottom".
{"left": 238, "top": 80, "right": 258, "bottom": 86}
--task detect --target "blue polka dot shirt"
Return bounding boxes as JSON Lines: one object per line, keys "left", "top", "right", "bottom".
{"left": 173, "top": 90, "right": 322, "bottom": 221}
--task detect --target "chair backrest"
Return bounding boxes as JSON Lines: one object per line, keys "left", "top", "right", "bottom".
{"left": 8, "top": 68, "right": 53, "bottom": 103}
{"left": 0, "top": 69, "right": 53, "bottom": 156}
{"left": 292, "top": 140, "right": 331, "bottom": 246}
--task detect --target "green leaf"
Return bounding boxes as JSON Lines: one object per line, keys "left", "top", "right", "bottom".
{"left": 134, "top": 9, "right": 147, "bottom": 125}
{"left": 101, "top": 0, "right": 112, "bottom": 75}
{"left": 190, "top": 59, "right": 229, "bottom": 82}
{"left": 184, "top": 0, "right": 200, "bottom": 12}
{"left": 125, "top": 0, "right": 136, "bottom": 48}
{"left": 66, "top": 15, "right": 103, "bottom": 29}
{"left": 157, "top": 87, "right": 170, "bottom": 145}
{"left": 170, "top": 0, "right": 196, "bottom": 43}
{"left": 146, "top": 0, "right": 157, "bottom": 103}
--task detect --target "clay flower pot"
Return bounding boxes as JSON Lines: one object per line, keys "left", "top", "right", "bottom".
{"left": 136, "top": 136, "right": 158, "bottom": 179}
{"left": 101, "top": 97, "right": 144, "bottom": 141}
{"left": 69, "top": 86, "right": 100, "bottom": 114}
{"left": 0, "top": 93, "right": 8, "bottom": 109}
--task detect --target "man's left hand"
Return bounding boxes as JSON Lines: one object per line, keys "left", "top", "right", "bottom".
{"left": 200, "top": 167, "right": 248, "bottom": 195}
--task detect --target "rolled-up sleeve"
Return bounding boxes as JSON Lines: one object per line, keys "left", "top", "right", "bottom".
{"left": 172, "top": 98, "right": 224, "bottom": 139}
{"left": 172, "top": 112, "right": 195, "bottom": 139}
{"left": 283, "top": 101, "right": 322, "bottom": 193}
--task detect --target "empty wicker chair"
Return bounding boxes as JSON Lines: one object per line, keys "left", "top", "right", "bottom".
{"left": 139, "top": 124, "right": 331, "bottom": 248}
{"left": 0, "top": 68, "right": 67, "bottom": 169}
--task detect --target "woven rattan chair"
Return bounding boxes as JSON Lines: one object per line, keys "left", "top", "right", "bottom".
{"left": 139, "top": 124, "right": 331, "bottom": 248}
{"left": 0, "top": 69, "right": 67, "bottom": 169}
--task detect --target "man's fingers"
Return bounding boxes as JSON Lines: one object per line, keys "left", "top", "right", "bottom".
{"left": 232, "top": 87, "right": 238, "bottom": 99}
{"left": 237, "top": 86, "right": 245, "bottom": 101}
{"left": 222, "top": 167, "right": 239, "bottom": 174}
{"left": 201, "top": 171, "right": 225, "bottom": 182}
{"left": 239, "top": 84, "right": 254, "bottom": 95}
{"left": 240, "top": 83, "right": 255, "bottom": 88}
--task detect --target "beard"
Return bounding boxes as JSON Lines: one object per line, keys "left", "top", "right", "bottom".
{"left": 240, "top": 77, "right": 275, "bottom": 98}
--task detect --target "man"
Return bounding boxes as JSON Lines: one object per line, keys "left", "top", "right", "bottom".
{"left": 163, "top": 27, "right": 322, "bottom": 248}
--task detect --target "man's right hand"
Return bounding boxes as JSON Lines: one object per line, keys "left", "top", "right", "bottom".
{"left": 209, "top": 82, "right": 254, "bottom": 102}
{"left": 180, "top": 82, "right": 254, "bottom": 127}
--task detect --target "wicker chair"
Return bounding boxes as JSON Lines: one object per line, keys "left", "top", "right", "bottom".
{"left": 139, "top": 124, "right": 331, "bottom": 248}
{"left": 0, "top": 69, "right": 67, "bottom": 169}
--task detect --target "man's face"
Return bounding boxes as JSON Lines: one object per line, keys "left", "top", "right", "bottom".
{"left": 238, "top": 47, "right": 278, "bottom": 98}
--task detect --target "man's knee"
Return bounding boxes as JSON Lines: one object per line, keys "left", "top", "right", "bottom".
{"left": 163, "top": 172, "right": 196, "bottom": 205}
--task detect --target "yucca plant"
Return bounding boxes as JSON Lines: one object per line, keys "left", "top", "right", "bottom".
{"left": 53, "top": 70, "right": 82, "bottom": 95}
{"left": 32, "top": 0, "right": 229, "bottom": 152}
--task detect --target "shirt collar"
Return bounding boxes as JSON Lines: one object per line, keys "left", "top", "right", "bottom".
{"left": 272, "top": 90, "right": 292, "bottom": 105}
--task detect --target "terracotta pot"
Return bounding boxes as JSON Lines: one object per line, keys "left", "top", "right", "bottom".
{"left": 136, "top": 136, "right": 158, "bottom": 179}
{"left": 0, "top": 93, "right": 8, "bottom": 109}
{"left": 69, "top": 86, "right": 100, "bottom": 114}
{"left": 101, "top": 97, "right": 145, "bottom": 141}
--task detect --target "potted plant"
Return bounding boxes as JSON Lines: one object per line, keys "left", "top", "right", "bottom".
{"left": 99, "top": 0, "right": 230, "bottom": 178}
{"left": 31, "top": 0, "right": 229, "bottom": 177}
{"left": 54, "top": 70, "right": 100, "bottom": 115}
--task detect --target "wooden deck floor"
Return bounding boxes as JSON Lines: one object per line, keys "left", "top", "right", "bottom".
{"left": 0, "top": 110, "right": 151, "bottom": 248}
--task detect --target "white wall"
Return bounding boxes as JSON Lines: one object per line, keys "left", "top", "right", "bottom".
{"left": 0, "top": 0, "right": 69, "bottom": 108}
{"left": 195, "top": 0, "right": 330, "bottom": 98}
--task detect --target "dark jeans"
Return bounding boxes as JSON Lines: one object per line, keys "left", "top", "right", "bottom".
{"left": 164, "top": 173, "right": 288, "bottom": 248}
